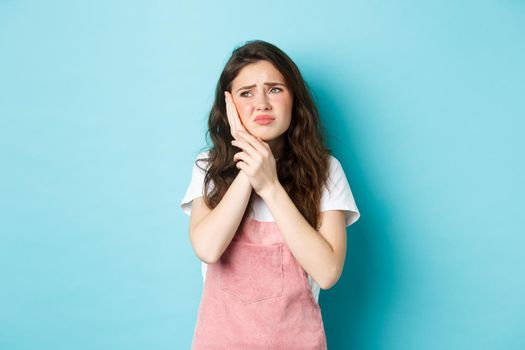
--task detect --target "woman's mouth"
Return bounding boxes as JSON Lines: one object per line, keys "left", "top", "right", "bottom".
{"left": 254, "top": 115, "right": 275, "bottom": 125}
{"left": 255, "top": 119, "right": 274, "bottom": 125}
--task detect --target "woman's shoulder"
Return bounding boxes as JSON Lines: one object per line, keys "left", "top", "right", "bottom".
{"left": 323, "top": 154, "right": 352, "bottom": 190}
{"left": 327, "top": 154, "right": 344, "bottom": 174}
{"left": 192, "top": 149, "right": 211, "bottom": 168}
{"left": 327, "top": 154, "right": 338, "bottom": 164}
{"left": 195, "top": 149, "right": 210, "bottom": 160}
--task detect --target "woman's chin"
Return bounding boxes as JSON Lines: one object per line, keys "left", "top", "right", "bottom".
{"left": 246, "top": 128, "right": 283, "bottom": 144}
{"left": 246, "top": 130, "right": 267, "bottom": 140}
{"left": 249, "top": 129, "right": 273, "bottom": 139}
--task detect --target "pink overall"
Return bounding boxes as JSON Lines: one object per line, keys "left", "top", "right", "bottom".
{"left": 191, "top": 215, "right": 328, "bottom": 349}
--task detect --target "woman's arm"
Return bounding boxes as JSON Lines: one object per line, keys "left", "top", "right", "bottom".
{"left": 260, "top": 184, "right": 347, "bottom": 290}
{"left": 189, "top": 170, "right": 253, "bottom": 264}
{"left": 230, "top": 130, "right": 347, "bottom": 290}
{"left": 189, "top": 91, "right": 256, "bottom": 264}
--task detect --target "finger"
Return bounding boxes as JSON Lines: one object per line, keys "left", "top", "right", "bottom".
{"left": 235, "top": 159, "right": 248, "bottom": 173}
{"left": 237, "top": 130, "right": 271, "bottom": 157}
{"left": 233, "top": 151, "right": 251, "bottom": 173}
{"left": 233, "top": 151, "right": 252, "bottom": 165}
{"left": 232, "top": 138, "right": 257, "bottom": 159}
{"left": 224, "top": 92, "right": 235, "bottom": 135}
{"left": 227, "top": 91, "right": 245, "bottom": 130}
{"left": 226, "top": 91, "right": 247, "bottom": 137}
{"left": 225, "top": 91, "right": 242, "bottom": 140}
{"left": 225, "top": 92, "right": 237, "bottom": 131}
{"left": 256, "top": 136, "right": 271, "bottom": 149}
{"left": 235, "top": 132, "right": 266, "bottom": 158}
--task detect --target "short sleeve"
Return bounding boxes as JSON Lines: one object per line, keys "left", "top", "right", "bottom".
{"left": 320, "top": 156, "right": 360, "bottom": 227}
{"left": 179, "top": 151, "right": 212, "bottom": 216}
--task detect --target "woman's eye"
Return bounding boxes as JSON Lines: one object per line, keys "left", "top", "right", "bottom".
{"left": 239, "top": 87, "right": 281, "bottom": 97}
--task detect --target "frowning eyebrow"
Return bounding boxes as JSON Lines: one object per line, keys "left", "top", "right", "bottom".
{"left": 235, "top": 82, "right": 286, "bottom": 93}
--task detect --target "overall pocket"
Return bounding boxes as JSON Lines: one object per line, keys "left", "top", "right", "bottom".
{"left": 219, "top": 240, "right": 283, "bottom": 304}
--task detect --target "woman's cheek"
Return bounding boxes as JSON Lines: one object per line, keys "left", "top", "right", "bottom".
{"left": 240, "top": 114, "right": 250, "bottom": 127}
{"left": 238, "top": 103, "right": 252, "bottom": 123}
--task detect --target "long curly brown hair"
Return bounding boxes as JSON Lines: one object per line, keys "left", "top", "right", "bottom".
{"left": 197, "top": 39, "right": 332, "bottom": 230}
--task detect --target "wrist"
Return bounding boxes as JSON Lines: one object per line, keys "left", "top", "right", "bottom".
{"left": 236, "top": 169, "right": 253, "bottom": 188}
{"left": 236, "top": 169, "right": 248, "bottom": 179}
{"left": 259, "top": 181, "right": 282, "bottom": 204}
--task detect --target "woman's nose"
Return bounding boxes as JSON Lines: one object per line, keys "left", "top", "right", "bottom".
{"left": 255, "top": 92, "right": 272, "bottom": 110}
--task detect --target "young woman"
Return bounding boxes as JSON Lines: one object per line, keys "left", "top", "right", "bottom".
{"left": 180, "top": 40, "right": 360, "bottom": 349}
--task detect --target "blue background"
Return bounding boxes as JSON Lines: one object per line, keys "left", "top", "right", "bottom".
{"left": 1, "top": 1, "right": 524, "bottom": 349}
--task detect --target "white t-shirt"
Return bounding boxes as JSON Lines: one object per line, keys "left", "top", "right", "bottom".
{"left": 180, "top": 150, "right": 360, "bottom": 304}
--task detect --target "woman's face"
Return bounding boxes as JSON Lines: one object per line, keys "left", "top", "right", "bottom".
{"left": 230, "top": 60, "right": 293, "bottom": 144}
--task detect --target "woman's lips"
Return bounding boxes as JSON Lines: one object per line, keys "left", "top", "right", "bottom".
{"left": 254, "top": 115, "right": 275, "bottom": 125}
{"left": 255, "top": 119, "right": 274, "bottom": 125}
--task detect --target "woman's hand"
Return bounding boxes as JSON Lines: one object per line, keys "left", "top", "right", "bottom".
{"left": 224, "top": 91, "right": 249, "bottom": 141}
{"left": 231, "top": 130, "right": 280, "bottom": 198}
